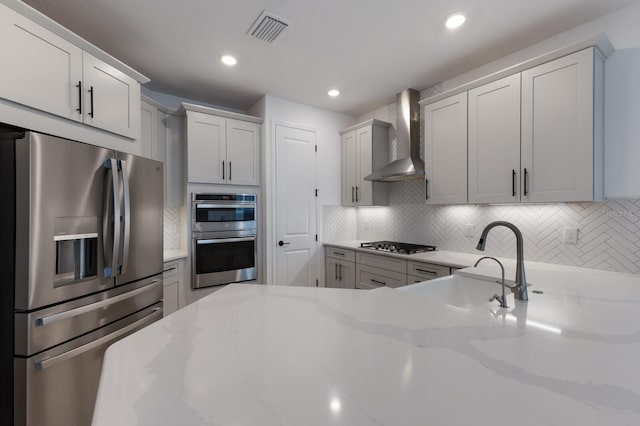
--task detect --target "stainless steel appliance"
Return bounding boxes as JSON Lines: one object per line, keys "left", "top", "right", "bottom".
{"left": 0, "top": 127, "right": 164, "bottom": 426}
{"left": 360, "top": 241, "right": 437, "bottom": 254}
{"left": 192, "top": 193, "right": 257, "bottom": 288}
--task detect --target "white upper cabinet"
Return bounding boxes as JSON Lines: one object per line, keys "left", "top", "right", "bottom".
{"left": 0, "top": 2, "right": 143, "bottom": 140}
{"left": 521, "top": 48, "right": 603, "bottom": 202}
{"left": 186, "top": 111, "right": 226, "bottom": 184}
{"left": 183, "top": 104, "right": 261, "bottom": 186}
{"left": 0, "top": 6, "right": 82, "bottom": 121}
{"left": 226, "top": 118, "right": 260, "bottom": 186}
{"left": 423, "top": 92, "right": 468, "bottom": 205}
{"left": 468, "top": 74, "right": 521, "bottom": 203}
{"left": 340, "top": 119, "right": 389, "bottom": 207}
{"left": 82, "top": 52, "right": 139, "bottom": 139}
{"left": 141, "top": 98, "right": 184, "bottom": 207}
{"left": 423, "top": 45, "right": 604, "bottom": 205}
{"left": 341, "top": 130, "right": 358, "bottom": 206}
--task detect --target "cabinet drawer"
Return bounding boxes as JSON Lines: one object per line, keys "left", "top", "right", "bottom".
{"left": 326, "top": 247, "right": 356, "bottom": 263}
{"left": 407, "top": 261, "right": 450, "bottom": 280}
{"left": 356, "top": 252, "right": 407, "bottom": 274}
{"left": 163, "top": 260, "right": 182, "bottom": 279}
{"left": 356, "top": 264, "right": 406, "bottom": 289}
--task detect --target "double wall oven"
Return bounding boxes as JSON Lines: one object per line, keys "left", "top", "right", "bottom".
{"left": 191, "top": 193, "right": 257, "bottom": 289}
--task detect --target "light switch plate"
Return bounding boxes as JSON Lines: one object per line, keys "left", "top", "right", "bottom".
{"left": 463, "top": 224, "right": 475, "bottom": 238}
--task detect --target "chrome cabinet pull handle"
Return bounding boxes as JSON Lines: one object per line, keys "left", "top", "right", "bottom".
{"left": 512, "top": 169, "right": 516, "bottom": 197}
{"left": 229, "top": 161, "right": 232, "bottom": 181}
{"left": 523, "top": 168, "right": 528, "bottom": 196}
{"left": 222, "top": 160, "right": 225, "bottom": 180}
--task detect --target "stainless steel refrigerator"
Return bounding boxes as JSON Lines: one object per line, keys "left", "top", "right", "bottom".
{"left": 0, "top": 126, "right": 164, "bottom": 426}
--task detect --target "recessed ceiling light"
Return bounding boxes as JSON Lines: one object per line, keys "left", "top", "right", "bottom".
{"left": 445, "top": 13, "right": 466, "bottom": 30}
{"left": 328, "top": 89, "right": 340, "bottom": 97}
{"left": 221, "top": 55, "right": 237, "bottom": 66}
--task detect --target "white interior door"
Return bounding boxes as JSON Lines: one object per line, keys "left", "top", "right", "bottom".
{"left": 275, "top": 124, "right": 318, "bottom": 286}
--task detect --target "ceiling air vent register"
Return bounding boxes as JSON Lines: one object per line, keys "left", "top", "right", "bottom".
{"left": 247, "top": 10, "right": 291, "bottom": 44}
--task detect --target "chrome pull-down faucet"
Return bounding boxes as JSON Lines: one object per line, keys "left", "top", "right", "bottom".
{"left": 476, "top": 221, "right": 528, "bottom": 302}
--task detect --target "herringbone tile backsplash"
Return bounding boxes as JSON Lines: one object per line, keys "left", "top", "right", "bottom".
{"left": 323, "top": 182, "right": 640, "bottom": 274}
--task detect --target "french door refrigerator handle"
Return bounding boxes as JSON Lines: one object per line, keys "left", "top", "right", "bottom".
{"left": 104, "top": 158, "right": 121, "bottom": 277}
{"left": 120, "top": 159, "right": 131, "bottom": 275}
{"left": 34, "top": 306, "right": 162, "bottom": 370}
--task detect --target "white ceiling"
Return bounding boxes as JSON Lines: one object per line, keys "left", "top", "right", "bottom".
{"left": 23, "top": 0, "right": 640, "bottom": 116}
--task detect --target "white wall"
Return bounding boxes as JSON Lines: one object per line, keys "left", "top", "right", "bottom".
{"left": 257, "top": 95, "right": 355, "bottom": 284}
{"left": 437, "top": 2, "right": 640, "bottom": 93}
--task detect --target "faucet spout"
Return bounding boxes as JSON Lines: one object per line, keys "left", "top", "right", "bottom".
{"left": 476, "top": 221, "right": 528, "bottom": 301}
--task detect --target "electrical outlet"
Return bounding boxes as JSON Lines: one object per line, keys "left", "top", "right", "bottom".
{"left": 463, "top": 224, "right": 475, "bottom": 238}
{"left": 563, "top": 227, "right": 578, "bottom": 245}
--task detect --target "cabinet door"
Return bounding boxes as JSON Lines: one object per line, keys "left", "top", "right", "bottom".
{"left": 424, "top": 92, "right": 468, "bottom": 204}
{"left": 162, "top": 280, "right": 179, "bottom": 317}
{"left": 356, "top": 264, "right": 407, "bottom": 289}
{"left": 339, "top": 261, "right": 356, "bottom": 289}
{"left": 468, "top": 74, "right": 521, "bottom": 203}
{"left": 0, "top": 4, "right": 82, "bottom": 121}
{"left": 226, "top": 119, "right": 260, "bottom": 186}
{"left": 325, "top": 257, "right": 340, "bottom": 288}
{"left": 521, "top": 48, "right": 595, "bottom": 202}
{"left": 356, "top": 126, "right": 373, "bottom": 205}
{"left": 341, "top": 130, "right": 357, "bottom": 206}
{"left": 82, "top": 52, "right": 139, "bottom": 139}
{"left": 139, "top": 101, "right": 156, "bottom": 159}
{"left": 165, "top": 114, "right": 184, "bottom": 207}
{"left": 186, "top": 111, "right": 226, "bottom": 184}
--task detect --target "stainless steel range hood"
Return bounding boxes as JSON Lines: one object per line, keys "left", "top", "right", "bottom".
{"left": 364, "top": 89, "right": 424, "bottom": 181}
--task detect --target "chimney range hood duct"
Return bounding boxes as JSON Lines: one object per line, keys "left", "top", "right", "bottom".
{"left": 364, "top": 89, "right": 424, "bottom": 182}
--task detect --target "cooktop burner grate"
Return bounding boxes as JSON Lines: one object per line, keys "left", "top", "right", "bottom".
{"left": 360, "top": 241, "right": 437, "bottom": 255}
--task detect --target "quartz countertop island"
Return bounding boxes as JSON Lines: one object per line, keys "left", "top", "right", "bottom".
{"left": 93, "top": 265, "right": 640, "bottom": 426}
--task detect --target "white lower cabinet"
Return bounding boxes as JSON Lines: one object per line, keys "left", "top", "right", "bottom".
{"left": 163, "top": 259, "right": 185, "bottom": 317}
{"left": 356, "top": 264, "right": 406, "bottom": 289}
{"left": 325, "top": 247, "right": 355, "bottom": 289}
{"left": 355, "top": 251, "right": 406, "bottom": 289}
{"left": 407, "top": 261, "right": 452, "bottom": 284}
{"left": 325, "top": 246, "right": 456, "bottom": 290}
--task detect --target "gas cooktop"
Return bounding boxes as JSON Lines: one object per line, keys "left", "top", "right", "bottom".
{"left": 360, "top": 241, "right": 437, "bottom": 255}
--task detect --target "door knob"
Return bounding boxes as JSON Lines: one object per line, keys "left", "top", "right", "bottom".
{"left": 278, "top": 240, "right": 290, "bottom": 246}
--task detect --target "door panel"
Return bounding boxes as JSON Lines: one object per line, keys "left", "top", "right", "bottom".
{"left": 356, "top": 126, "right": 373, "bottom": 204}
{"left": 227, "top": 119, "right": 259, "bottom": 185}
{"left": 82, "top": 52, "right": 138, "bottom": 138}
{"left": 424, "top": 92, "right": 468, "bottom": 204}
{"left": 14, "top": 133, "right": 114, "bottom": 311}
{"left": 115, "top": 153, "right": 163, "bottom": 285}
{"left": 341, "top": 131, "right": 357, "bottom": 206}
{"left": 187, "top": 111, "right": 226, "bottom": 183}
{"left": 275, "top": 124, "right": 317, "bottom": 286}
{"left": 468, "top": 74, "right": 521, "bottom": 203}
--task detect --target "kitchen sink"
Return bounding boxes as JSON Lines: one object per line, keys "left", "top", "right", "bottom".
{"left": 398, "top": 274, "right": 515, "bottom": 308}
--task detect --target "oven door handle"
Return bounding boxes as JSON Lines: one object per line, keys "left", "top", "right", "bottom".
{"left": 195, "top": 237, "right": 255, "bottom": 245}
{"left": 195, "top": 203, "right": 254, "bottom": 209}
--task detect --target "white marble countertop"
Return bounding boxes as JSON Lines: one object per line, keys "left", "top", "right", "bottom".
{"left": 93, "top": 258, "right": 640, "bottom": 425}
